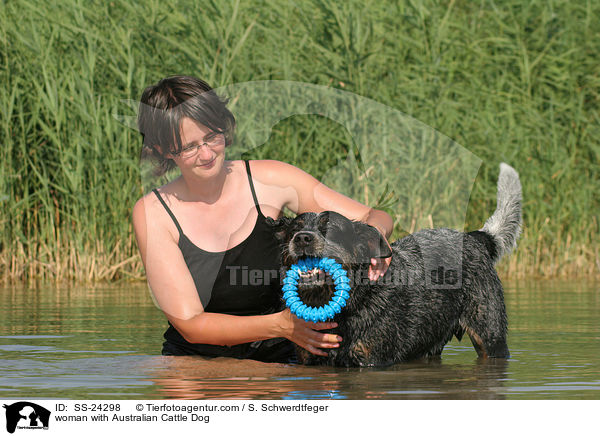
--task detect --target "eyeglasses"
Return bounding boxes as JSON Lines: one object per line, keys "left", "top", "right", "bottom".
{"left": 175, "top": 133, "right": 226, "bottom": 159}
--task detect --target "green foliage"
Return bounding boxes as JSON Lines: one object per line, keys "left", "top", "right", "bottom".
{"left": 0, "top": 0, "right": 598, "bottom": 281}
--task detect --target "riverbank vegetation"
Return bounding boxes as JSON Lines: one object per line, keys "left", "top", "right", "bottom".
{"left": 1, "top": 0, "right": 598, "bottom": 283}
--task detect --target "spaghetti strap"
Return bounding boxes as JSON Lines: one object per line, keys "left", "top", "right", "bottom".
{"left": 152, "top": 188, "right": 184, "bottom": 236}
{"left": 244, "top": 160, "right": 263, "bottom": 216}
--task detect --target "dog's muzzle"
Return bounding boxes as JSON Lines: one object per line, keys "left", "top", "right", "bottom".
{"left": 293, "top": 231, "right": 314, "bottom": 247}
{"left": 289, "top": 231, "right": 322, "bottom": 258}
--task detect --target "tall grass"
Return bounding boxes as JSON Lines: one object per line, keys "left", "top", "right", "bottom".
{"left": 1, "top": 0, "right": 598, "bottom": 283}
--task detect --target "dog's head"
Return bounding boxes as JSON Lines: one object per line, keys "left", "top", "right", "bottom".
{"left": 267, "top": 211, "right": 391, "bottom": 308}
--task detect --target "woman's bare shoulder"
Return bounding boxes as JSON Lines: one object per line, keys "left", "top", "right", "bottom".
{"left": 131, "top": 185, "right": 178, "bottom": 238}
{"left": 133, "top": 188, "right": 164, "bottom": 216}
{"left": 132, "top": 176, "right": 183, "bottom": 214}
{"left": 246, "top": 159, "right": 305, "bottom": 184}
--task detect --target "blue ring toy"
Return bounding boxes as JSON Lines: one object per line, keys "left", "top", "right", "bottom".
{"left": 282, "top": 257, "right": 350, "bottom": 323}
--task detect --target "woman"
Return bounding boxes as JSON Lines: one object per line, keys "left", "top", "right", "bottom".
{"left": 132, "top": 75, "right": 393, "bottom": 363}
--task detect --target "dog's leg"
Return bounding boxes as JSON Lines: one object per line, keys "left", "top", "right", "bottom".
{"left": 462, "top": 325, "right": 489, "bottom": 358}
{"left": 461, "top": 284, "right": 510, "bottom": 358}
{"left": 461, "top": 312, "right": 510, "bottom": 359}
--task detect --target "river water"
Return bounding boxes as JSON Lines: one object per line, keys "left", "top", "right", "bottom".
{"left": 1, "top": 279, "right": 598, "bottom": 400}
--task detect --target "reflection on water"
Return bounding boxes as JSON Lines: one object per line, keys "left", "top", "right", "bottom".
{"left": 0, "top": 280, "right": 598, "bottom": 400}
{"left": 143, "top": 355, "right": 511, "bottom": 400}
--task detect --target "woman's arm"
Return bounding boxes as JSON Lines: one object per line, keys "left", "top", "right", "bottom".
{"left": 254, "top": 160, "right": 394, "bottom": 279}
{"left": 253, "top": 160, "right": 393, "bottom": 233}
{"left": 132, "top": 194, "right": 341, "bottom": 356}
{"left": 168, "top": 310, "right": 341, "bottom": 357}
{"left": 363, "top": 208, "right": 394, "bottom": 239}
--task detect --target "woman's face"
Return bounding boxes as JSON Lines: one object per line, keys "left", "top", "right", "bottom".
{"left": 170, "top": 117, "right": 226, "bottom": 175}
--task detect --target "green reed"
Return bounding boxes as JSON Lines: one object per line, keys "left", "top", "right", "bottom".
{"left": 0, "top": 0, "right": 598, "bottom": 283}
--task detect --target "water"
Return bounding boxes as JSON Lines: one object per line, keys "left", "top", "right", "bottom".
{"left": 1, "top": 280, "right": 598, "bottom": 400}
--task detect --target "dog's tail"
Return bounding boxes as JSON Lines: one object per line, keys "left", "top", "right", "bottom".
{"left": 479, "top": 163, "right": 522, "bottom": 264}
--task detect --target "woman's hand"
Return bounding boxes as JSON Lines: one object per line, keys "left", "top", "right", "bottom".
{"left": 368, "top": 230, "right": 392, "bottom": 281}
{"left": 368, "top": 255, "right": 392, "bottom": 281}
{"left": 278, "top": 309, "right": 342, "bottom": 357}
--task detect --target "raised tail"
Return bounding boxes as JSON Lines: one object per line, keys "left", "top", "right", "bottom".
{"left": 480, "top": 163, "right": 522, "bottom": 264}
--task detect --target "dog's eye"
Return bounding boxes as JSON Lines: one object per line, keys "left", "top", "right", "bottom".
{"left": 318, "top": 221, "right": 340, "bottom": 236}
{"left": 317, "top": 221, "right": 329, "bottom": 235}
{"left": 317, "top": 215, "right": 331, "bottom": 231}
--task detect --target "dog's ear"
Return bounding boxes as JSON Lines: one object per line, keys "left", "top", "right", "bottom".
{"left": 265, "top": 215, "right": 293, "bottom": 242}
{"left": 354, "top": 222, "right": 392, "bottom": 261}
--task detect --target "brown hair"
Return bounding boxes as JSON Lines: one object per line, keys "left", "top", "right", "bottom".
{"left": 137, "top": 75, "right": 236, "bottom": 176}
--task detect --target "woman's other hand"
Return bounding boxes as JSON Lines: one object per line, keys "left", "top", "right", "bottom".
{"left": 368, "top": 255, "right": 391, "bottom": 281}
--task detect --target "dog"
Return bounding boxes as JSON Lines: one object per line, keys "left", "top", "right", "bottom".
{"left": 267, "top": 163, "right": 522, "bottom": 367}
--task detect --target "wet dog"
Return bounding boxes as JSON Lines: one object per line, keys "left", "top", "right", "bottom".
{"left": 268, "top": 163, "right": 522, "bottom": 367}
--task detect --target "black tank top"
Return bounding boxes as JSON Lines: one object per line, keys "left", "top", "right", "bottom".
{"left": 152, "top": 160, "right": 295, "bottom": 363}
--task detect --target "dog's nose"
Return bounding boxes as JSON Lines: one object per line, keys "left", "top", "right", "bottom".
{"left": 293, "top": 231, "right": 314, "bottom": 247}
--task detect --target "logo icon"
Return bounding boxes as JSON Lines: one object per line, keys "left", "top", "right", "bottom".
{"left": 3, "top": 402, "right": 50, "bottom": 434}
